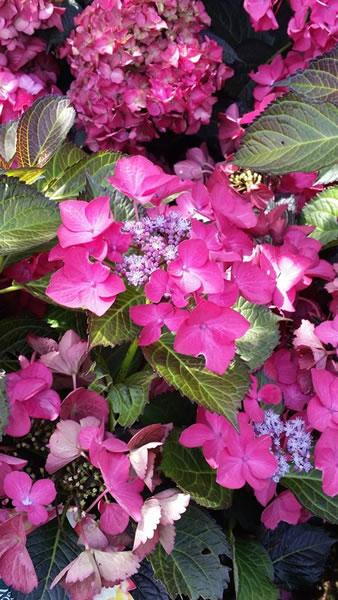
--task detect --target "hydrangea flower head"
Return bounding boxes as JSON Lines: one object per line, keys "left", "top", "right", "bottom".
{"left": 62, "top": 0, "right": 232, "bottom": 151}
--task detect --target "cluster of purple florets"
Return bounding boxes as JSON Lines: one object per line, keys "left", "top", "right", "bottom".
{"left": 116, "top": 214, "right": 190, "bottom": 287}
{"left": 256, "top": 411, "right": 312, "bottom": 482}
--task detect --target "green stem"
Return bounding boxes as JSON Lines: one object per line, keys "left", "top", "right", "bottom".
{"left": 0, "top": 284, "right": 23, "bottom": 294}
{"left": 115, "top": 338, "right": 139, "bottom": 383}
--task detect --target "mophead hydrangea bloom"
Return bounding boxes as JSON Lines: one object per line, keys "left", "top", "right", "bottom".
{"left": 61, "top": 0, "right": 233, "bottom": 151}
{"left": 0, "top": 0, "right": 63, "bottom": 51}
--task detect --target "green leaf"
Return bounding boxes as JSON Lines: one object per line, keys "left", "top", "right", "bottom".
{"left": 45, "top": 151, "right": 121, "bottom": 200}
{"left": 302, "top": 186, "right": 338, "bottom": 245}
{"left": 16, "top": 95, "right": 75, "bottom": 168}
{"left": 107, "top": 367, "right": 155, "bottom": 428}
{"left": 235, "top": 298, "right": 280, "bottom": 370}
{"left": 0, "top": 317, "right": 54, "bottom": 371}
{"left": 150, "top": 505, "right": 231, "bottom": 600}
{"left": 161, "top": 430, "right": 232, "bottom": 509}
{"left": 0, "top": 119, "right": 18, "bottom": 167}
{"left": 280, "top": 49, "right": 338, "bottom": 104}
{"left": 234, "top": 95, "right": 338, "bottom": 174}
{"left": 5, "top": 167, "right": 44, "bottom": 185}
{"left": 233, "top": 538, "right": 278, "bottom": 600}
{"left": 0, "top": 371, "right": 9, "bottom": 441}
{"left": 89, "top": 287, "right": 145, "bottom": 348}
{"left": 36, "top": 142, "right": 86, "bottom": 194}
{"left": 282, "top": 470, "right": 338, "bottom": 524}
{"left": 6, "top": 519, "right": 80, "bottom": 599}
{"left": 143, "top": 334, "right": 249, "bottom": 426}
{"left": 0, "top": 179, "right": 59, "bottom": 255}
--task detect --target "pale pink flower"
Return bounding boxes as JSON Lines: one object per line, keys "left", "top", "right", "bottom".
{"left": 35, "top": 330, "right": 88, "bottom": 376}
{"left": 60, "top": 388, "right": 109, "bottom": 424}
{"left": 244, "top": 0, "right": 278, "bottom": 31}
{"left": 4, "top": 471, "right": 56, "bottom": 525}
{"left": 46, "top": 417, "right": 100, "bottom": 473}
{"left": 0, "top": 514, "right": 37, "bottom": 593}
{"left": 52, "top": 548, "right": 140, "bottom": 600}
{"left": 315, "top": 315, "right": 338, "bottom": 348}
{"left": 128, "top": 423, "right": 172, "bottom": 490}
{"left": 133, "top": 489, "right": 190, "bottom": 558}
{"left": 174, "top": 299, "right": 249, "bottom": 375}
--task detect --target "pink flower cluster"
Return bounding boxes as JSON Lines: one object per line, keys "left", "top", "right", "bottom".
{"left": 0, "top": 333, "right": 190, "bottom": 596}
{"left": 46, "top": 153, "right": 334, "bottom": 376}
{"left": 0, "top": 0, "right": 63, "bottom": 52}
{"left": 61, "top": 0, "right": 232, "bottom": 151}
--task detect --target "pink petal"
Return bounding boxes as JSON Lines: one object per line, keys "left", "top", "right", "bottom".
{"left": 133, "top": 498, "right": 161, "bottom": 549}
{"left": 0, "top": 544, "right": 37, "bottom": 593}
{"left": 30, "top": 479, "right": 56, "bottom": 505}
{"left": 94, "top": 550, "right": 140, "bottom": 582}
{"left": 3, "top": 471, "right": 32, "bottom": 502}
{"left": 100, "top": 503, "right": 129, "bottom": 536}
{"left": 155, "top": 489, "right": 190, "bottom": 525}
{"left": 27, "top": 504, "right": 49, "bottom": 526}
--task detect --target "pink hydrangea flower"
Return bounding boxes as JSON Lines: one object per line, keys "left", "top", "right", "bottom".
{"left": 128, "top": 423, "right": 172, "bottom": 491}
{"left": 307, "top": 369, "right": 338, "bottom": 432}
{"left": 315, "top": 315, "right": 338, "bottom": 348}
{"left": 216, "top": 414, "right": 277, "bottom": 490}
{"left": 261, "top": 490, "right": 309, "bottom": 529}
{"left": 314, "top": 428, "right": 338, "bottom": 497}
{"left": 46, "top": 417, "right": 100, "bottom": 473}
{"left": 264, "top": 349, "right": 310, "bottom": 411}
{"left": 109, "top": 156, "right": 190, "bottom": 206}
{"left": 244, "top": 0, "right": 278, "bottom": 31}
{"left": 30, "top": 329, "right": 88, "bottom": 376}
{"left": 62, "top": 1, "right": 231, "bottom": 151}
{"left": 46, "top": 247, "right": 126, "bottom": 316}
{"left": 130, "top": 302, "right": 186, "bottom": 346}
{"left": 99, "top": 502, "right": 129, "bottom": 536}
{"left": 231, "top": 261, "right": 275, "bottom": 305}
{"left": 60, "top": 388, "right": 109, "bottom": 424}
{"left": 98, "top": 452, "right": 144, "bottom": 522}
{"left": 0, "top": 514, "right": 37, "bottom": 593}
{"left": 174, "top": 299, "right": 249, "bottom": 375}
{"left": 167, "top": 239, "right": 224, "bottom": 295}
{"left": 179, "top": 407, "right": 232, "bottom": 468}
{"left": 5, "top": 360, "right": 60, "bottom": 437}
{"left": 58, "top": 197, "right": 113, "bottom": 248}
{"left": 0, "top": 454, "right": 27, "bottom": 497}
{"left": 3, "top": 471, "right": 56, "bottom": 525}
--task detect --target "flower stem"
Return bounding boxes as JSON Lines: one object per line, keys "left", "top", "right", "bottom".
{"left": 115, "top": 338, "right": 139, "bottom": 383}
{"left": 0, "top": 284, "right": 23, "bottom": 294}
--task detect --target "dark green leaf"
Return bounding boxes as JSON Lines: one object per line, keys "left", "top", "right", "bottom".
{"left": 16, "top": 96, "right": 75, "bottom": 168}
{"left": 132, "top": 561, "right": 169, "bottom": 600}
{"left": 89, "top": 287, "right": 145, "bottom": 348}
{"left": 107, "top": 368, "right": 155, "bottom": 428}
{"left": 22, "top": 275, "right": 53, "bottom": 304}
{"left": 0, "top": 179, "right": 59, "bottom": 256}
{"left": 161, "top": 430, "right": 232, "bottom": 509}
{"left": 282, "top": 470, "right": 338, "bottom": 524}
{"left": 235, "top": 95, "right": 338, "bottom": 174}
{"left": 235, "top": 298, "right": 280, "bottom": 370}
{"left": 233, "top": 538, "right": 277, "bottom": 600}
{"left": 0, "top": 317, "right": 54, "bottom": 371}
{"left": 279, "top": 49, "right": 338, "bottom": 104}
{"left": 150, "top": 505, "right": 231, "bottom": 600}
{"left": 141, "top": 392, "right": 195, "bottom": 428}
{"left": 302, "top": 186, "right": 338, "bottom": 245}
{"left": 143, "top": 334, "right": 249, "bottom": 426}
{"left": 262, "top": 523, "right": 336, "bottom": 590}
